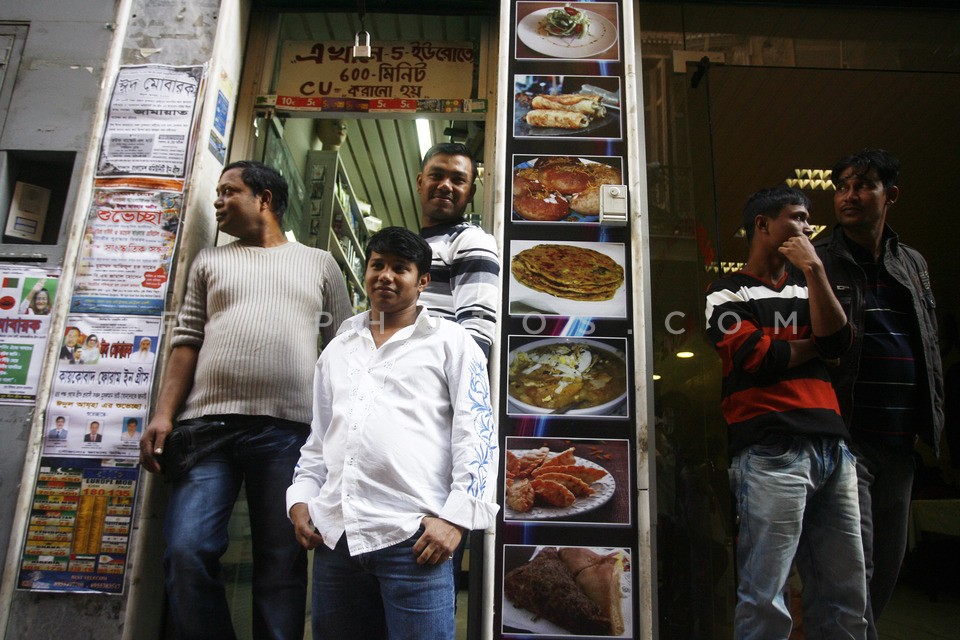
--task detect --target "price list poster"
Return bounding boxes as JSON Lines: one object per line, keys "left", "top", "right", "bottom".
{"left": 17, "top": 460, "right": 140, "bottom": 594}
{"left": 496, "top": 2, "right": 639, "bottom": 638}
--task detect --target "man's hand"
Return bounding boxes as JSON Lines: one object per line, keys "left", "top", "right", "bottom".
{"left": 139, "top": 416, "right": 173, "bottom": 474}
{"left": 778, "top": 234, "right": 822, "bottom": 274}
{"left": 413, "top": 516, "right": 464, "bottom": 566}
{"left": 290, "top": 503, "right": 324, "bottom": 550}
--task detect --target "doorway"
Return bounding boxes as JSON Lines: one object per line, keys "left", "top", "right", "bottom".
{"left": 649, "top": 61, "right": 960, "bottom": 639}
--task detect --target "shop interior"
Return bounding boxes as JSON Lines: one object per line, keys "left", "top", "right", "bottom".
{"left": 210, "top": 3, "right": 960, "bottom": 639}
{"left": 640, "top": 4, "right": 960, "bottom": 638}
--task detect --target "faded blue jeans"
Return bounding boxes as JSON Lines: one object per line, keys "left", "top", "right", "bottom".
{"left": 730, "top": 435, "right": 867, "bottom": 640}
{"left": 163, "top": 417, "right": 309, "bottom": 640}
{"left": 311, "top": 528, "right": 456, "bottom": 640}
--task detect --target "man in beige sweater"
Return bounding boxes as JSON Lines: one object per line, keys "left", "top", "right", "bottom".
{"left": 140, "top": 160, "right": 351, "bottom": 640}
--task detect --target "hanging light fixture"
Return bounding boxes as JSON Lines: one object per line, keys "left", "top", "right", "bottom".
{"left": 352, "top": 0, "right": 372, "bottom": 60}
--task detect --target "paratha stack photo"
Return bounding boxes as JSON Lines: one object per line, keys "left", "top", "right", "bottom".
{"left": 512, "top": 243, "right": 624, "bottom": 301}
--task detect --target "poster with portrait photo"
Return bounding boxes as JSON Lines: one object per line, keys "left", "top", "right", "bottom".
{"left": 515, "top": 2, "right": 620, "bottom": 62}
{"left": 511, "top": 154, "right": 623, "bottom": 224}
{"left": 502, "top": 543, "right": 633, "bottom": 637}
{"left": 514, "top": 75, "right": 621, "bottom": 140}
{"left": 0, "top": 267, "right": 59, "bottom": 404}
{"left": 43, "top": 314, "right": 161, "bottom": 459}
{"left": 509, "top": 240, "right": 627, "bottom": 318}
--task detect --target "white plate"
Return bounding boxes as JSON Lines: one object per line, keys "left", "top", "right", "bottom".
{"left": 512, "top": 157, "right": 620, "bottom": 223}
{"left": 502, "top": 546, "right": 633, "bottom": 637}
{"left": 503, "top": 452, "right": 615, "bottom": 521}
{"left": 507, "top": 337, "right": 628, "bottom": 416}
{"left": 514, "top": 100, "right": 621, "bottom": 138}
{"left": 517, "top": 7, "right": 618, "bottom": 59}
{"left": 509, "top": 240, "right": 628, "bottom": 318}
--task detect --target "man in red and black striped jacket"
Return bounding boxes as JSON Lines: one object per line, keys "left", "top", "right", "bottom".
{"left": 705, "top": 185, "right": 867, "bottom": 640}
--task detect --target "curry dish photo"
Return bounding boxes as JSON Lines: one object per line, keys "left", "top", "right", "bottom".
{"left": 508, "top": 340, "right": 627, "bottom": 414}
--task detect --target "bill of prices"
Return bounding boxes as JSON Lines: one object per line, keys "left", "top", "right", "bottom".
{"left": 18, "top": 460, "right": 139, "bottom": 594}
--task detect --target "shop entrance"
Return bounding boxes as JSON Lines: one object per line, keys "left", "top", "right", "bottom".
{"left": 215, "top": 8, "right": 498, "bottom": 638}
{"left": 650, "top": 62, "right": 960, "bottom": 638}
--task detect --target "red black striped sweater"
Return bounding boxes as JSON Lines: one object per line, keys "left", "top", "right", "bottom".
{"left": 704, "top": 270, "right": 853, "bottom": 456}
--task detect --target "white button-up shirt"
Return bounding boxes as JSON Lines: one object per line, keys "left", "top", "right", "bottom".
{"left": 287, "top": 307, "right": 499, "bottom": 555}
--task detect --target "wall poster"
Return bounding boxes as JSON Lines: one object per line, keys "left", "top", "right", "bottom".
{"left": 70, "top": 189, "right": 182, "bottom": 316}
{"left": 0, "top": 267, "right": 59, "bottom": 404}
{"left": 496, "top": 2, "right": 637, "bottom": 638}
{"left": 16, "top": 458, "right": 139, "bottom": 594}
{"left": 95, "top": 63, "right": 205, "bottom": 191}
{"left": 42, "top": 314, "right": 160, "bottom": 460}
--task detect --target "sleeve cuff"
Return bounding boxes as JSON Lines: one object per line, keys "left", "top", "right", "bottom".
{"left": 285, "top": 481, "right": 321, "bottom": 521}
{"left": 438, "top": 489, "right": 500, "bottom": 532}
{"left": 814, "top": 322, "right": 854, "bottom": 359}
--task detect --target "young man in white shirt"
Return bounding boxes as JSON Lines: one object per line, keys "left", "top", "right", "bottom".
{"left": 287, "top": 226, "right": 499, "bottom": 640}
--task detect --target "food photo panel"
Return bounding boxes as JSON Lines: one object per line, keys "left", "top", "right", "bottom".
{"left": 514, "top": 75, "right": 622, "bottom": 140}
{"left": 507, "top": 335, "right": 629, "bottom": 418}
{"left": 509, "top": 240, "right": 628, "bottom": 318}
{"left": 512, "top": 154, "right": 624, "bottom": 224}
{"left": 503, "top": 437, "right": 631, "bottom": 525}
{"left": 515, "top": 2, "right": 621, "bottom": 62}
{"left": 502, "top": 543, "right": 633, "bottom": 637}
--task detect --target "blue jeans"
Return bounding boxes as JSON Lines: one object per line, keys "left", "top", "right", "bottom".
{"left": 730, "top": 435, "right": 867, "bottom": 640}
{"left": 850, "top": 438, "right": 915, "bottom": 640}
{"left": 311, "top": 529, "right": 455, "bottom": 640}
{"left": 163, "top": 417, "right": 309, "bottom": 640}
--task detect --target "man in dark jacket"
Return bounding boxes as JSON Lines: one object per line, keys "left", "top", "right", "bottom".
{"left": 816, "top": 149, "right": 944, "bottom": 640}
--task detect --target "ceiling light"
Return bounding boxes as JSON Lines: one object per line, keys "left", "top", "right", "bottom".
{"left": 652, "top": 374, "right": 662, "bottom": 381}
{"left": 785, "top": 169, "right": 834, "bottom": 191}
{"left": 676, "top": 351, "right": 694, "bottom": 359}
{"left": 416, "top": 119, "right": 433, "bottom": 161}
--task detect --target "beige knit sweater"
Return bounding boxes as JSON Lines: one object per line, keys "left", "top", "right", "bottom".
{"left": 172, "top": 241, "right": 352, "bottom": 424}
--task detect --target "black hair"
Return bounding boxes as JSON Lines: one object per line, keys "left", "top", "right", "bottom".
{"left": 420, "top": 142, "right": 477, "bottom": 183}
{"left": 222, "top": 160, "right": 290, "bottom": 221}
{"left": 365, "top": 226, "right": 433, "bottom": 276}
{"left": 742, "top": 185, "right": 811, "bottom": 243}
{"left": 831, "top": 149, "right": 899, "bottom": 189}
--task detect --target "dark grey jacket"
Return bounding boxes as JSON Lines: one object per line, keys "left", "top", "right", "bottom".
{"left": 814, "top": 224, "right": 944, "bottom": 455}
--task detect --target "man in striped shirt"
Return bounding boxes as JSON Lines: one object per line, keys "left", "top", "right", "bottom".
{"left": 815, "top": 149, "right": 943, "bottom": 640}
{"left": 417, "top": 143, "right": 500, "bottom": 360}
{"left": 705, "top": 185, "right": 865, "bottom": 639}
{"left": 416, "top": 143, "right": 500, "bottom": 602}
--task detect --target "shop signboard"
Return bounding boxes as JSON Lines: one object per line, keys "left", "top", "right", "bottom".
{"left": 275, "top": 40, "right": 474, "bottom": 111}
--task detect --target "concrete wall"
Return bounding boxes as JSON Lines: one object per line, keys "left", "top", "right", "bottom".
{"left": 0, "top": 1, "right": 234, "bottom": 637}
{"left": 0, "top": 0, "right": 118, "bottom": 609}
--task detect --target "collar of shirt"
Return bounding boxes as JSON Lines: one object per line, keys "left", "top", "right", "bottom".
{"left": 341, "top": 305, "right": 440, "bottom": 344}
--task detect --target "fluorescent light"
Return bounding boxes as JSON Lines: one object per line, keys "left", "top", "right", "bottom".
{"left": 416, "top": 119, "right": 433, "bottom": 161}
